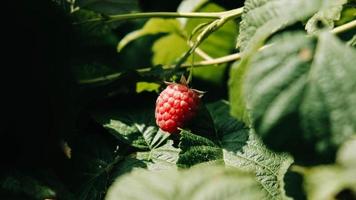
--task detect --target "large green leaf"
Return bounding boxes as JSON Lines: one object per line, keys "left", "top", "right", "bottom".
{"left": 211, "top": 101, "right": 293, "bottom": 200}
{"left": 237, "top": 0, "right": 334, "bottom": 52}
{"left": 76, "top": 0, "right": 139, "bottom": 15}
{"left": 93, "top": 106, "right": 180, "bottom": 170}
{"left": 106, "top": 165, "right": 266, "bottom": 200}
{"left": 243, "top": 32, "right": 356, "bottom": 158}
{"left": 305, "top": 0, "right": 347, "bottom": 34}
{"left": 178, "top": 101, "right": 293, "bottom": 200}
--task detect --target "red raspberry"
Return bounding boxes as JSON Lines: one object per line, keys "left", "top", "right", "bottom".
{"left": 155, "top": 83, "right": 202, "bottom": 133}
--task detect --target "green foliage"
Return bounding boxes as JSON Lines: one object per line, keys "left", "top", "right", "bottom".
{"left": 243, "top": 32, "right": 356, "bottom": 158}
{"left": 9, "top": 0, "right": 356, "bottom": 199}
{"left": 178, "top": 101, "right": 294, "bottom": 199}
{"left": 106, "top": 165, "right": 266, "bottom": 200}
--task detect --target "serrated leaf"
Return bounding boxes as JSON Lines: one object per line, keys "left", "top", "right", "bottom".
{"left": 93, "top": 106, "right": 180, "bottom": 171}
{"left": 76, "top": 0, "right": 139, "bottom": 15}
{"left": 178, "top": 130, "right": 223, "bottom": 167}
{"left": 178, "top": 101, "right": 293, "bottom": 199}
{"left": 106, "top": 165, "right": 266, "bottom": 200}
{"left": 237, "top": 0, "right": 334, "bottom": 52}
{"left": 117, "top": 19, "right": 181, "bottom": 52}
{"left": 244, "top": 32, "right": 356, "bottom": 158}
{"left": 94, "top": 107, "right": 169, "bottom": 150}
{"left": 305, "top": 0, "right": 346, "bottom": 34}
{"left": 223, "top": 131, "right": 293, "bottom": 200}
{"left": 209, "top": 101, "right": 293, "bottom": 200}
{"left": 145, "top": 140, "right": 181, "bottom": 170}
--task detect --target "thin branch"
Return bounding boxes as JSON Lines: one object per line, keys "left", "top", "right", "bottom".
{"left": 331, "top": 19, "right": 356, "bottom": 34}
{"left": 78, "top": 18, "right": 354, "bottom": 84}
{"left": 74, "top": 8, "right": 243, "bottom": 24}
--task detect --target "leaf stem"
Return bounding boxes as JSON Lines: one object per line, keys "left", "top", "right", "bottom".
{"left": 331, "top": 19, "right": 356, "bottom": 34}
{"left": 76, "top": 8, "right": 243, "bottom": 24}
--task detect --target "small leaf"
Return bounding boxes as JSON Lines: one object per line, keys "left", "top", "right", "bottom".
{"left": 305, "top": 0, "right": 346, "bottom": 33}
{"left": 106, "top": 165, "right": 266, "bottom": 200}
{"left": 117, "top": 19, "right": 181, "bottom": 52}
{"left": 135, "top": 82, "right": 160, "bottom": 93}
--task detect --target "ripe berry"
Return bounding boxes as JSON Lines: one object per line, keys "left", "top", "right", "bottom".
{"left": 155, "top": 82, "right": 202, "bottom": 133}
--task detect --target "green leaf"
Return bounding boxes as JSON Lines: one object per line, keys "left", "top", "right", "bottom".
{"left": 152, "top": 34, "right": 190, "bottom": 65}
{"left": 209, "top": 101, "right": 293, "bottom": 200}
{"left": 178, "top": 130, "right": 223, "bottom": 167}
{"left": 237, "top": 0, "right": 334, "bottom": 52}
{"left": 106, "top": 165, "right": 266, "bottom": 200}
{"left": 305, "top": 0, "right": 346, "bottom": 34}
{"left": 223, "top": 131, "right": 293, "bottom": 200}
{"left": 94, "top": 107, "right": 169, "bottom": 150}
{"left": 244, "top": 32, "right": 356, "bottom": 158}
{"left": 93, "top": 106, "right": 180, "bottom": 171}
{"left": 135, "top": 82, "right": 160, "bottom": 93}
{"left": 179, "top": 101, "right": 293, "bottom": 199}
{"left": 303, "top": 138, "right": 356, "bottom": 200}
{"left": 76, "top": 0, "right": 139, "bottom": 15}
{"left": 69, "top": 134, "right": 125, "bottom": 200}
{"left": 117, "top": 19, "right": 181, "bottom": 52}
{"left": 228, "top": 60, "right": 251, "bottom": 125}
{"left": 144, "top": 140, "right": 181, "bottom": 170}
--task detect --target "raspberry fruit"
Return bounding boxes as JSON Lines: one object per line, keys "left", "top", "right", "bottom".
{"left": 155, "top": 82, "right": 203, "bottom": 133}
